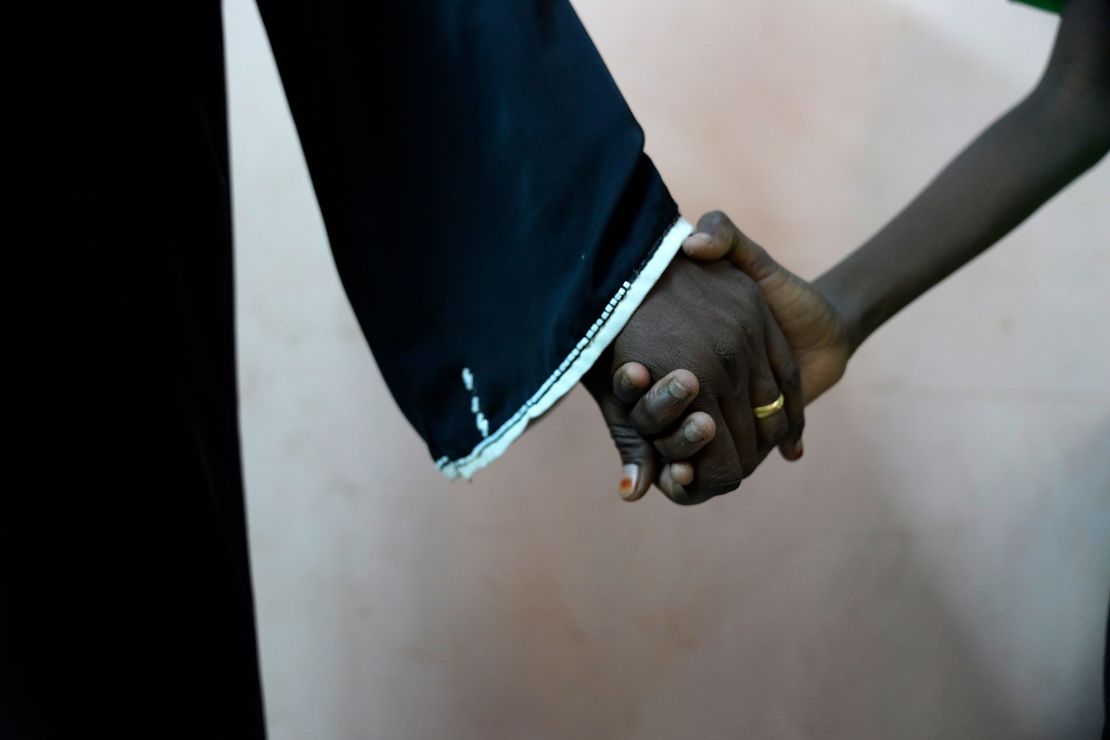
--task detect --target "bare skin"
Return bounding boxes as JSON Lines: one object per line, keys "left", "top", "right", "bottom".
{"left": 583, "top": 252, "right": 804, "bottom": 506}
{"left": 611, "top": 0, "right": 1109, "bottom": 503}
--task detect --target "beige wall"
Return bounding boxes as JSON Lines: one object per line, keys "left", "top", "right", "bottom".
{"left": 225, "top": 1, "right": 1109, "bottom": 737}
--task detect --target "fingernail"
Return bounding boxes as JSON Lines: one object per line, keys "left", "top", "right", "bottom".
{"left": 619, "top": 369, "right": 645, "bottom": 395}
{"left": 793, "top": 440, "right": 804, "bottom": 459}
{"left": 666, "top": 377, "right": 692, "bottom": 401}
{"left": 620, "top": 464, "right": 640, "bottom": 500}
{"left": 671, "top": 462, "right": 694, "bottom": 487}
{"left": 683, "top": 420, "right": 705, "bottom": 442}
{"left": 684, "top": 232, "right": 712, "bottom": 247}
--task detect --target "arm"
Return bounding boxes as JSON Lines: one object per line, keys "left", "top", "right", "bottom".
{"left": 684, "top": 0, "right": 1108, "bottom": 404}
{"left": 254, "top": 0, "right": 688, "bottom": 478}
{"left": 255, "top": 0, "right": 802, "bottom": 494}
{"left": 817, "top": 0, "right": 1110, "bottom": 354}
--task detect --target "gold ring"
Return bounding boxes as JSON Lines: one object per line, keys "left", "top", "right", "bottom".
{"left": 752, "top": 392, "right": 785, "bottom": 419}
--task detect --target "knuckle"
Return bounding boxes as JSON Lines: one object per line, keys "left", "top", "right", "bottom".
{"left": 608, "top": 424, "right": 645, "bottom": 452}
{"left": 748, "top": 247, "right": 774, "bottom": 276}
{"left": 735, "top": 271, "right": 760, "bottom": 294}
{"left": 713, "top": 338, "right": 739, "bottom": 365}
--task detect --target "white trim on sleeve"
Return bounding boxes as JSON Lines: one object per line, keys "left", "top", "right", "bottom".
{"left": 437, "top": 216, "right": 692, "bottom": 480}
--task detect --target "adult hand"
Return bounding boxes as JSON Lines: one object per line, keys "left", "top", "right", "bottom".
{"left": 682, "top": 211, "right": 852, "bottom": 405}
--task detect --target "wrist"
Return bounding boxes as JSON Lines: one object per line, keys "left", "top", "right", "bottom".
{"left": 813, "top": 264, "right": 868, "bottom": 358}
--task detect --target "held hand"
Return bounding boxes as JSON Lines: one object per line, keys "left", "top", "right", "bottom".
{"left": 587, "top": 251, "right": 805, "bottom": 506}
{"left": 683, "top": 211, "right": 851, "bottom": 404}
{"left": 584, "top": 361, "right": 712, "bottom": 502}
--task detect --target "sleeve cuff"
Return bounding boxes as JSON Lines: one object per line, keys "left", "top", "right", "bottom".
{"left": 436, "top": 216, "right": 693, "bottom": 480}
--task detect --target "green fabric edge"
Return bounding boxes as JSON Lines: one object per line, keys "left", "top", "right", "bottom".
{"left": 1011, "top": 0, "right": 1064, "bottom": 13}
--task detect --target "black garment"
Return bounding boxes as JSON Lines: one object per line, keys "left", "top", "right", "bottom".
{"left": 4, "top": 1, "right": 677, "bottom": 738}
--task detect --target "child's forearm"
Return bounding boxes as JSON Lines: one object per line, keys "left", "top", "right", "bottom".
{"left": 814, "top": 0, "right": 1109, "bottom": 354}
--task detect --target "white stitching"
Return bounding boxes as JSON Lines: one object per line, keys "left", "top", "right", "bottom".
{"left": 439, "top": 216, "right": 690, "bottom": 478}
{"left": 461, "top": 367, "right": 490, "bottom": 439}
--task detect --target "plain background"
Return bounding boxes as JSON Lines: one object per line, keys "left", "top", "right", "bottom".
{"left": 224, "top": 1, "right": 1109, "bottom": 737}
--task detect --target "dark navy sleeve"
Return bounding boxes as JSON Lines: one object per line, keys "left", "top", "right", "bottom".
{"left": 256, "top": 0, "right": 690, "bottom": 477}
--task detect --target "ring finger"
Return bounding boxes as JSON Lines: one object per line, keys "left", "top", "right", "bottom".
{"left": 749, "top": 356, "right": 788, "bottom": 453}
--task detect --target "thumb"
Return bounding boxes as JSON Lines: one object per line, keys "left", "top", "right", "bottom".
{"left": 598, "top": 391, "right": 660, "bottom": 502}
{"left": 682, "top": 210, "right": 782, "bottom": 284}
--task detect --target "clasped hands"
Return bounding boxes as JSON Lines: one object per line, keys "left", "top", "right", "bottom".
{"left": 584, "top": 210, "right": 853, "bottom": 505}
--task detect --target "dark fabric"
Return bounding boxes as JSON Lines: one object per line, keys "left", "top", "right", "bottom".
{"left": 5, "top": 2, "right": 266, "bottom": 738}
{"left": 256, "top": 1, "right": 678, "bottom": 465}
{"left": 3, "top": 1, "right": 675, "bottom": 737}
